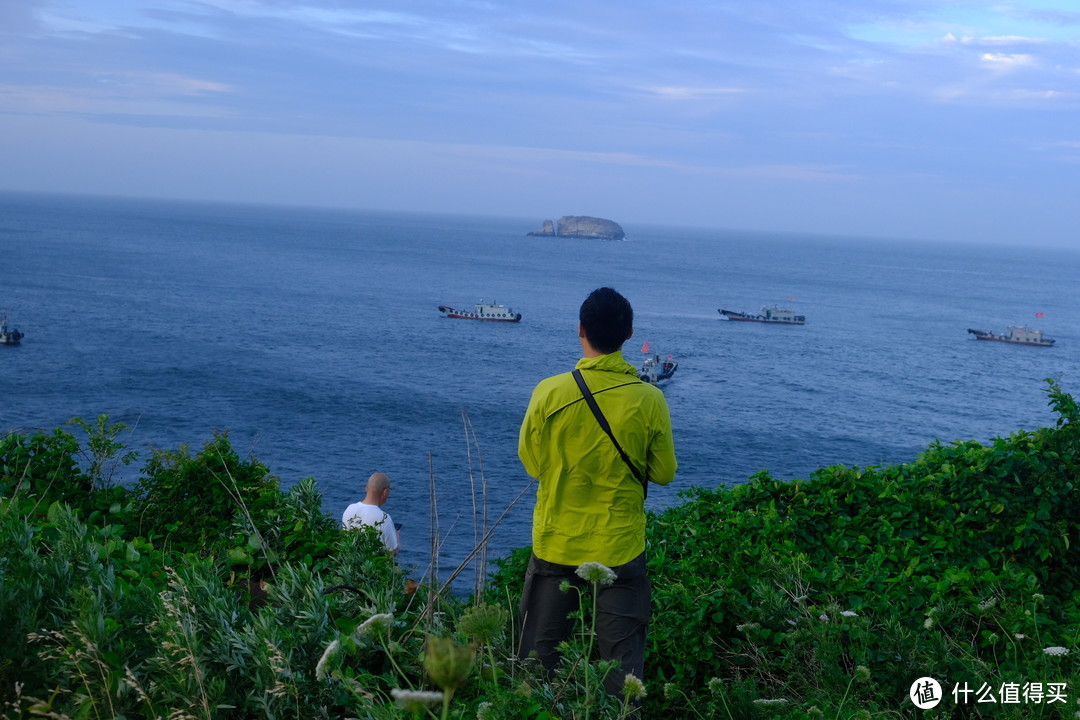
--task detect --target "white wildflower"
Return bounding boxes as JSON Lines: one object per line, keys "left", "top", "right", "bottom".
{"left": 978, "top": 597, "right": 998, "bottom": 612}
{"left": 1033, "top": 593, "right": 1045, "bottom": 602}
{"left": 314, "top": 639, "right": 341, "bottom": 680}
{"left": 840, "top": 610, "right": 858, "bottom": 618}
{"left": 752, "top": 698, "right": 789, "bottom": 706}
{"left": 391, "top": 688, "right": 444, "bottom": 711}
{"left": 819, "top": 614, "right": 829, "bottom": 622}
{"left": 1043, "top": 646, "right": 1070, "bottom": 656}
{"left": 923, "top": 617, "right": 934, "bottom": 629}
{"left": 357, "top": 613, "right": 394, "bottom": 637}
{"left": 575, "top": 562, "right": 617, "bottom": 585}
{"left": 621, "top": 674, "right": 647, "bottom": 700}
{"left": 1014, "top": 633, "right": 1026, "bottom": 639}
{"left": 736, "top": 622, "right": 760, "bottom": 632}
{"left": 476, "top": 701, "right": 493, "bottom": 720}
{"left": 707, "top": 677, "right": 724, "bottom": 694}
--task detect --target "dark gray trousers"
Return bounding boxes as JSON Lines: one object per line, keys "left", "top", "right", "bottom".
{"left": 517, "top": 552, "right": 650, "bottom": 694}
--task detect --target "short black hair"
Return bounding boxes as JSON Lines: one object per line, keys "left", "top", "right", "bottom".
{"left": 579, "top": 287, "right": 633, "bottom": 355}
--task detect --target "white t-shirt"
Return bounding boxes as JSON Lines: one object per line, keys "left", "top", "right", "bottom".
{"left": 341, "top": 501, "right": 399, "bottom": 552}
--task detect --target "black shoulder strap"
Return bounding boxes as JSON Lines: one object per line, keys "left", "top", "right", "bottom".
{"left": 572, "top": 369, "right": 648, "bottom": 499}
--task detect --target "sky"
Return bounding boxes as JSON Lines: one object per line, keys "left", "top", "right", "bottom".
{"left": 1, "top": 1, "right": 1079, "bottom": 246}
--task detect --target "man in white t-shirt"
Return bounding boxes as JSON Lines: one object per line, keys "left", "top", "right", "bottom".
{"left": 341, "top": 472, "right": 399, "bottom": 555}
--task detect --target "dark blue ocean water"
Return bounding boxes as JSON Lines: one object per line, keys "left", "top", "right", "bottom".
{"left": 3, "top": 191, "right": 1078, "bottom": 587}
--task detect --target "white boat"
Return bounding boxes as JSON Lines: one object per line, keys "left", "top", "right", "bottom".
{"left": 719, "top": 305, "right": 805, "bottom": 325}
{"left": 0, "top": 315, "right": 23, "bottom": 345}
{"left": 967, "top": 326, "right": 1054, "bottom": 347}
{"left": 437, "top": 302, "right": 522, "bottom": 322}
{"left": 637, "top": 342, "right": 678, "bottom": 384}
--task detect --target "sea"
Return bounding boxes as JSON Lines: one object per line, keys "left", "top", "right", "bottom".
{"left": 3, "top": 191, "right": 1078, "bottom": 590}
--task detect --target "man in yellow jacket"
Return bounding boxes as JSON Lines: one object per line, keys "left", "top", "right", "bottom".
{"left": 517, "top": 286, "right": 677, "bottom": 693}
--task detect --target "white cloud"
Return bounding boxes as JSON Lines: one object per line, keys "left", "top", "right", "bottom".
{"left": 943, "top": 33, "right": 1045, "bottom": 46}
{"left": 942, "top": 32, "right": 975, "bottom": 44}
{"left": 733, "top": 164, "right": 858, "bottom": 182}
{"left": 110, "top": 73, "right": 233, "bottom": 96}
{"left": 0, "top": 83, "right": 234, "bottom": 117}
{"left": 981, "top": 35, "right": 1046, "bottom": 46}
{"left": 638, "top": 86, "right": 747, "bottom": 100}
{"left": 360, "top": 138, "right": 856, "bottom": 184}
{"left": 998, "top": 89, "right": 1063, "bottom": 100}
{"left": 0, "top": 69, "right": 233, "bottom": 118}
{"left": 981, "top": 52, "right": 1035, "bottom": 66}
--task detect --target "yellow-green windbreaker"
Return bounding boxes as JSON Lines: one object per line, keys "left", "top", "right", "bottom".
{"left": 518, "top": 351, "right": 677, "bottom": 567}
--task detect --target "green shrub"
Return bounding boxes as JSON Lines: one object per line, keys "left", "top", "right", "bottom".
{"left": 3, "top": 382, "right": 1078, "bottom": 719}
{"left": 0, "top": 427, "right": 89, "bottom": 512}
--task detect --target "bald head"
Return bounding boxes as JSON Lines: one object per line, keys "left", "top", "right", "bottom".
{"left": 364, "top": 472, "right": 391, "bottom": 506}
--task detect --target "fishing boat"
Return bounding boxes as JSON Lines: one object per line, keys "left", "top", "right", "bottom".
{"left": 437, "top": 302, "right": 522, "bottom": 322}
{"left": 719, "top": 305, "right": 806, "bottom": 325}
{"left": 0, "top": 315, "right": 24, "bottom": 345}
{"left": 637, "top": 342, "right": 678, "bottom": 384}
{"left": 967, "top": 326, "right": 1054, "bottom": 347}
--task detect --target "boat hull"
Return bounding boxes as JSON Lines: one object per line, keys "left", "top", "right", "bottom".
{"left": 440, "top": 313, "right": 520, "bottom": 322}
{"left": 967, "top": 328, "right": 1054, "bottom": 346}
{"left": 719, "top": 309, "right": 805, "bottom": 325}
{"left": 438, "top": 304, "right": 522, "bottom": 322}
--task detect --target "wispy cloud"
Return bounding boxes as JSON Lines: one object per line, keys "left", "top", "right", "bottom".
{"left": 943, "top": 33, "right": 1048, "bottom": 46}
{"left": 637, "top": 86, "right": 748, "bottom": 100}
{"left": 0, "top": 70, "right": 232, "bottom": 117}
{"left": 981, "top": 35, "right": 1048, "bottom": 45}
{"left": 430, "top": 140, "right": 858, "bottom": 183}
{"left": 731, "top": 164, "right": 859, "bottom": 182}
{"left": 96, "top": 72, "right": 233, "bottom": 96}
{"left": 981, "top": 52, "right": 1036, "bottom": 67}
{"left": 996, "top": 88, "right": 1066, "bottom": 101}
{"left": 0, "top": 83, "right": 234, "bottom": 117}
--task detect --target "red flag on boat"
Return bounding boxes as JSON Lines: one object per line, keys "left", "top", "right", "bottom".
{"left": 641, "top": 341, "right": 650, "bottom": 353}
{"left": 1035, "top": 312, "right": 1045, "bottom": 318}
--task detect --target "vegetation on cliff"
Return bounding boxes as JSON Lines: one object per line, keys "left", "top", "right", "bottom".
{"left": 1, "top": 382, "right": 1077, "bottom": 718}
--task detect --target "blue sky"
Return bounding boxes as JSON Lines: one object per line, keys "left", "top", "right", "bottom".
{"left": 1, "top": 1, "right": 1078, "bottom": 245}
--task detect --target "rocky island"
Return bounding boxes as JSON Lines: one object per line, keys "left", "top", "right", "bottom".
{"left": 527, "top": 216, "right": 626, "bottom": 240}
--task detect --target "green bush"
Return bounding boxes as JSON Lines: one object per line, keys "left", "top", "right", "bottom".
{"left": 2, "top": 382, "right": 1078, "bottom": 719}
{"left": 0, "top": 427, "right": 89, "bottom": 513}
